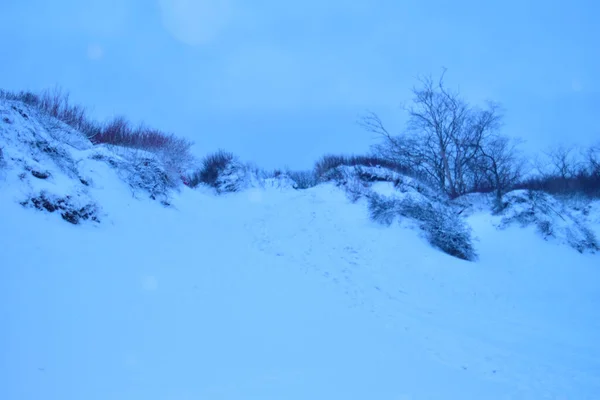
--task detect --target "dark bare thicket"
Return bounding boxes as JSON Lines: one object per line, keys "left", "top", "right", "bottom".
{"left": 519, "top": 144, "right": 600, "bottom": 198}
{"left": 543, "top": 145, "right": 580, "bottom": 180}
{"left": 514, "top": 174, "right": 600, "bottom": 199}
{"left": 588, "top": 144, "right": 600, "bottom": 176}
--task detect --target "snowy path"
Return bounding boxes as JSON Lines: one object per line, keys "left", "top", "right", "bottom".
{"left": 1, "top": 183, "right": 599, "bottom": 399}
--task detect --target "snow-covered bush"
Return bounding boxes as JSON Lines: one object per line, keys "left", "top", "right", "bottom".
{"left": 367, "top": 194, "right": 398, "bottom": 226}
{"left": 188, "top": 150, "right": 236, "bottom": 189}
{"left": 344, "top": 175, "right": 371, "bottom": 203}
{"left": 319, "top": 165, "right": 394, "bottom": 187}
{"left": 314, "top": 154, "right": 347, "bottom": 178}
{"left": 319, "top": 164, "right": 442, "bottom": 207}
{"left": 287, "top": 170, "right": 318, "bottom": 189}
{"left": 185, "top": 150, "right": 262, "bottom": 194}
{"left": 213, "top": 160, "right": 256, "bottom": 193}
{"left": 20, "top": 191, "right": 100, "bottom": 224}
{"left": 91, "top": 118, "right": 194, "bottom": 179}
{"left": 94, "top": 151, "right": 176, "bottom": 204}
{"left": 319, "top": 164, "right": 429, "bottom": 193}
{"left": 499, "top": 190, "right": 598, "bottom": 253}
{"left": 314, "top": 154, "right": 414, "bottom": 181}
{"left": 260, "top": 170, "right": 298, "bottom": 190}
{"left": 413, "top": 201, "right": 475, "bottom": 261}
{"left": 368, "top": 193, "right": 476, "bottom": 260}
{"left": 124, "top": 156, "right": 175, "bottom": 203}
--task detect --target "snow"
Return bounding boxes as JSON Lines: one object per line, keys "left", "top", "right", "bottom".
{"left": 1, "top": 98, "right": 600, "bottom": 399}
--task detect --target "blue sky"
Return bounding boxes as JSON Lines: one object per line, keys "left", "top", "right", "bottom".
{"left": 1, "top": 0, "right": 598, "bottom": 169}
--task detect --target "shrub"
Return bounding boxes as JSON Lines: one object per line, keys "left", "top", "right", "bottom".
{"left": 89, "top": 117, "right": 194, "bottom": 178}
{"left": 416, "top": 202, "right": 475, "bottom": 261}
{"left": 126, "top": 156, "right": 175, "bottom": 203}
{"left": 97, "top": 152, "right": 176, "bottom": 203}
{"left": 154, "top": 132, "right": 195, "bottom": 179}
{"left": 186, "top": 170, "right": 203, "bottom": 188}
{"left": 367, "top": 194, "right": 399, "bottom": 226}
{"left": 90, "top": 118, "right": 191, "bottom": 151}
{"left": 0, "top": 90, "right": 41, "bottom": 106}
{"left": 499, "top": 190, "right": 599, "bottom": 253}
{"left": 314, "top": 153, "right": 420, "bottom": 183}
{"left": 39, "top": 88, "right": 89, "bottom": 133}
{"left": 187, "top": 150, "right": 236, "bottom": 189}
{"left": 367, "top": 193, "right": 476, "bottom": 260}
{"left": 186, "top": 153, "right": 256, "bottom": 194}
{"left": 314, "top": 155, "right": 348, "bottom": 178}
{"left": 287, "top": 170, "right": 318, "bottom": 189}
{"left": 91, "top": 116, "right": 131, "bottom": 145}
{"left": 214, "top": 161, "right": 248, "bottom": 193}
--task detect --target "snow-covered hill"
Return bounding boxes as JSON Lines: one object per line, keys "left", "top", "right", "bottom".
{"left": 1, "top": 98, "right": 599, "bottom": 400}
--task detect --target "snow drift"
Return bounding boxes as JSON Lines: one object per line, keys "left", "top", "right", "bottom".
{"left": 1, "top": 97, "right": 600, "bottom": 400}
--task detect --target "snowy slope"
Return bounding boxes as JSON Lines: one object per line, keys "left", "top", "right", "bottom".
{"left": 1, "top": 99, "right": 600, "bottom": 400}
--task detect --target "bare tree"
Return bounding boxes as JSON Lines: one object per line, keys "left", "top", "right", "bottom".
{"left": 543, "top": 145, "right": 581, "bottom": 180}
{"left": 586, "top": 143, "right": 600, "bottom": 177}
{"left": 362, "top": 71, "right": 501, "bottom": 198}
{"left": 476, "top": 135, "right": 525, "bottom": 208}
